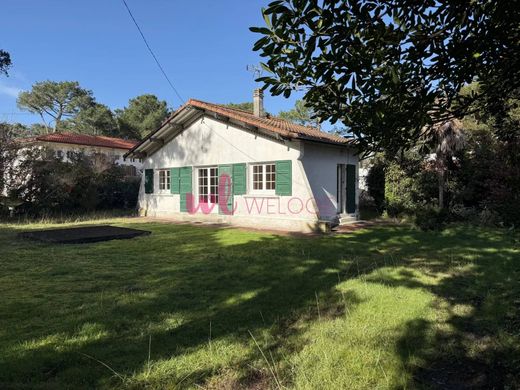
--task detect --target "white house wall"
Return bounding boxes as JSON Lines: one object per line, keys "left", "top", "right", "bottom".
{"left": 139, "top": 115, "right": 323, "bottom": 231}
{"left": 300, "top": 141, "right": 359, "bottom": 219}
{"left": 39, "top": 142, "right": 143, "bottom": 170}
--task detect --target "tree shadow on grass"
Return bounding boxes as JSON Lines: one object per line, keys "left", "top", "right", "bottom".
{"left": 0, "top": 222, "right": 367, "bottom": 388}
{"left": 0, "top": 223, "right": 519, "bottom": 389}
{"left": 367, "top": 227, "right": 520, "bottom": 389}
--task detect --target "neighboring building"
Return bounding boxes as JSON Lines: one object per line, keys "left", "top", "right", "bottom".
{"left": 125, "top": 90, "right": 359, "bottom": 232}
{"left": 20, "top": 132, "right": 142, "bottom": 175}
{"left": 358, "top": 157, "right": 372, "bottom": 191}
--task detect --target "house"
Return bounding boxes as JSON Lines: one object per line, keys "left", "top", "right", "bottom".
{"left": 125, "top": 90, "right": 359, "bottom": 232}
{"left": 20, "top": 132, "right": 143, "bottom": 175}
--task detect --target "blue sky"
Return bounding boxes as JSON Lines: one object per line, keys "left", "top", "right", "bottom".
{"left": 1, "top": 0, "right": 304, "bottom": 126}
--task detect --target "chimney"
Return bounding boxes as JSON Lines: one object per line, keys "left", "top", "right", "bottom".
{"left": 253, "top": 89, "right": 265, "bottom": 118}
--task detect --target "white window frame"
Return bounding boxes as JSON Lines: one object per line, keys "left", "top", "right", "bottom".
{"left": 158, "top": 169, "right": 170, "bottom": 192}
{"left": 250, "top": 163, "right": 276, "bottom": 194}
{"left": 197, "top": 166, "right": 219, "bottom": 204}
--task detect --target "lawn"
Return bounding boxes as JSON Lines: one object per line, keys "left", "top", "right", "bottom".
{"left": 0, "top": 219, "right": 519, "bottom": 389}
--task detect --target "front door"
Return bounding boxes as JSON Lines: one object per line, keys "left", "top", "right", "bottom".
{"left": 337, "top": 164, "right": 346, "bottom": 214}
{"left": 346, "top": 164, "right": 356, "bottom": 214}
{"left": 337, "top": 164, "right": 356, "bottom": 215}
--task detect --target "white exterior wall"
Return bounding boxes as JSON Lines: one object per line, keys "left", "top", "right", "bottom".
{"left": 301, "top": 142, "right": 359, "bottom": 219}
{"left": 139, "top": 115, "right": 358, "bottom": 232}
{"left": 39, "top": 142, "right": 143, "bottom": 171}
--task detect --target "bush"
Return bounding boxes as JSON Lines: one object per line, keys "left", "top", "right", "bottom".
{"left": 384, "top": 157, "right": 438, "bottom": 217}
{"left": 365, "top": 159, "right": 386, "bottom": 212}
{"left": 12, "top": 152, "right": 140, "bottom": 217}
{"left": 414, "top": 207, "right": 450, "bottom": 231}
{"left": 358, "top": 190, "right": 380, "bottom": 220}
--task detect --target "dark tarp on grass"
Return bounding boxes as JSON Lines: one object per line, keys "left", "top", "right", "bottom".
{"left": 18, "top": 225, "right": 151, "bottom": 244}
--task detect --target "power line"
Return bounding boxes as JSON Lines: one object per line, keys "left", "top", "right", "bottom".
{"left": 121, "top": 0, "right": 185, "bottom": 105}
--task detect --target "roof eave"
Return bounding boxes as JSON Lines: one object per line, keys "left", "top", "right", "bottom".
{"left": 124, "top": 105, "right": 202, "bottom": 158}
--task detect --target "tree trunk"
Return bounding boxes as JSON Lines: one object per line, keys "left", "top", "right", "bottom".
{"left": 54, "top": 114, "right": 62, "bottom": 132}
{"left": 438, "top": 170, "right": 445, "bottom": 209}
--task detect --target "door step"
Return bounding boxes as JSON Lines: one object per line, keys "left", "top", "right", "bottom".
{"left": 338, "top": 214, "right": 357, "bottom": 225}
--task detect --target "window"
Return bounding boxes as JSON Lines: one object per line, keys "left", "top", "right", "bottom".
{"left": 198, "top": 167, "right": 218, "bottom": 203}
{"left": 158, "top": 169, "right": 170, "bottom": 191}
{"left": 251, "top": 163, "right": 276, "bottom": 192}
{"left": 56, "top": 150, "right": 64, "bottom": 159}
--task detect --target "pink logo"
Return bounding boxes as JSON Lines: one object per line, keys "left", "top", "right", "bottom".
{"left": 182, "top": 174, "right": 335, "bottom": 216}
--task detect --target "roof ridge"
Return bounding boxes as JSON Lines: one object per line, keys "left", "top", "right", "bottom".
{"left": 186, "top": 99, "right": 351, "bottom": 145}
{"left": 189, "top": 98, "right": 336, "bottom": 136}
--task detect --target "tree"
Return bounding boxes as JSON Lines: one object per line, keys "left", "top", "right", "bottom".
{"left": 17, "top": 81, "right": 94, "bottom": 132}
{"left": 430, "top": 120, "right": 466, "bottom": 209}
{"left": 116, "top": 94, "right": 169, "bottom": 140}
{"left": 0, "top": 123, "right": 37, "bottom": 215}
{"left": 29, "top": 123, "right": 50, "bottom": 135}
{"left": 223, "top": 102, "right": 254, "bottom": 112}
{"left": 0, "top": 50, "right": 11, "bottom": 75}
{"left": 251, "top": 1, "right": 520, "bottom": 155}
{"left": 63, "top": 103, "right": 118, "bottom": 136}
{"left": 278, "top": 99, "right": 318, "bottom": 127}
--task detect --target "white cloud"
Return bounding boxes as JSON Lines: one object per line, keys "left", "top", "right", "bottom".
{"left": 0, "top": 83, "right": 24, "bottom": 98}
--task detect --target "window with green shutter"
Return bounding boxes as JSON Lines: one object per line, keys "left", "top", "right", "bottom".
{"left": 144, "top": 169, "right": 154, "bottom": 194}
{"left": 171, "top": 167, "right": 180, "bottom": 194}
{"left": 232, "top": 163, "right": 246, "bottom": 195}
{"left": 179, "top": 166, "right": 193, "bottom": 212}
{"left": 275, "top": 160, "right": 292, "bottom": 196}
{"left": 218, "top": 165, "right": 234, "bottom": 215}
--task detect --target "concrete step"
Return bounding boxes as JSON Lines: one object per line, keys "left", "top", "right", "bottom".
{"left": 338, "top": 214, "right": 357, "bottom": 225}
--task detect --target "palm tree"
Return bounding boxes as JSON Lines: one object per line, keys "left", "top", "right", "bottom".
{"left": 432, "top": 119, "right": 466, "bottom": 209}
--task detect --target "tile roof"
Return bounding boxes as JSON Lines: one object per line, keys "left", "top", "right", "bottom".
{"left": 188, "top": 99, "right": 353, "bottom": 145}
{"left": 21, "top": 132, "right": 139, "bottom": 150}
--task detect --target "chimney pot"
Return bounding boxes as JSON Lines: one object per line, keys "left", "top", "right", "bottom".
{"left": 253, "top": 89, "right": 265, "bottom": 118}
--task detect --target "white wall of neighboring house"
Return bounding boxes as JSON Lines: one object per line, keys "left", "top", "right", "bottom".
{"left": 38, "top": 142, "right": 143, "bottom": 172}
{"left": 358, "top": 158, "right": 370, "bottom": 191}
{"left": 138, "top": 115, "right": 358, "bottom": 232}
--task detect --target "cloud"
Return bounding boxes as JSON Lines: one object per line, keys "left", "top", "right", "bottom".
{"left": 0, "top": 83, "right": 23, "bottom": 98}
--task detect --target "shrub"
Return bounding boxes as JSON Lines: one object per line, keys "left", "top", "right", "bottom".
{"left": 384, "top": 157, "right": 438, "bottom": 217}
{"left": 358, "top": 190, "right": 380, "bottom": 220}
{"left": 12, "top": 151, "right": 140, "bottom": 217}
{"left": 365, "top": 158, "right": 386, "bottom": 212}
{"left": 414, "top": 207, "right": 450, "bottom": 231}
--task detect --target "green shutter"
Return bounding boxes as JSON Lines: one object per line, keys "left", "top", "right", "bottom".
{"left": 232, "top": 163, "right": 246, "bottom": 195}
{"left": 179, "top": 166, "right": 192, "bottom": 212}
{"left": 275, "top": 160, "right": 292, "bottom": 196}
{"left": 218, "top": 165, "right": 234, "bottom": 215}
{"left": 171, "top": 167, "right": 180, "bottom": 194}
{"left": 346, "top": 164, "right": 356, "bottom": 214}
{"left": 144, "top": 169, "right": 154, "bottom": 194}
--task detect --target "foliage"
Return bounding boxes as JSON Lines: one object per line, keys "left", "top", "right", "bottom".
{"left": 12, "top": 151, "right": 139, "bottom": 216}
{"left": 63, "top": 103, "right": 119, "bottom": 136}
{"left": 17, "top": 81, "right": 94, "bottom": 132}
{"left": 222, "top": 102, "right": 254, "bottom": 112}
{"left": 0, "top": 223, "right": 518, "bottom": 388}
{"left": 413, "top": 206, "right": 449, "bottom": 231}
{"left": 451, "top": 121, "right": 520, "bottom": 227}
{"left": 0, "top": 49, "right": 11, "bottom": 75}
{"left": 278, "top": 99, "right": 318, "bottom": 127}
{"left": 251, "top": 1, "right": 520, "bottom": 155}
{"left": 0, "top": 123, "right": 36, "bottom": 206}
{"left": 384, "top": 152, "right": 437, "bottom": 217}
{"left": 364, "top": 156, "right": 386, "bottom": 212}
{"left": 116, "top": 94, "right": 169, "bottom": 140}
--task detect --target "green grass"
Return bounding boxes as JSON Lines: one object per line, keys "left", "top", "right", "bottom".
{"left": 0, "top": 219, "right": 519, "bottom": 389}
